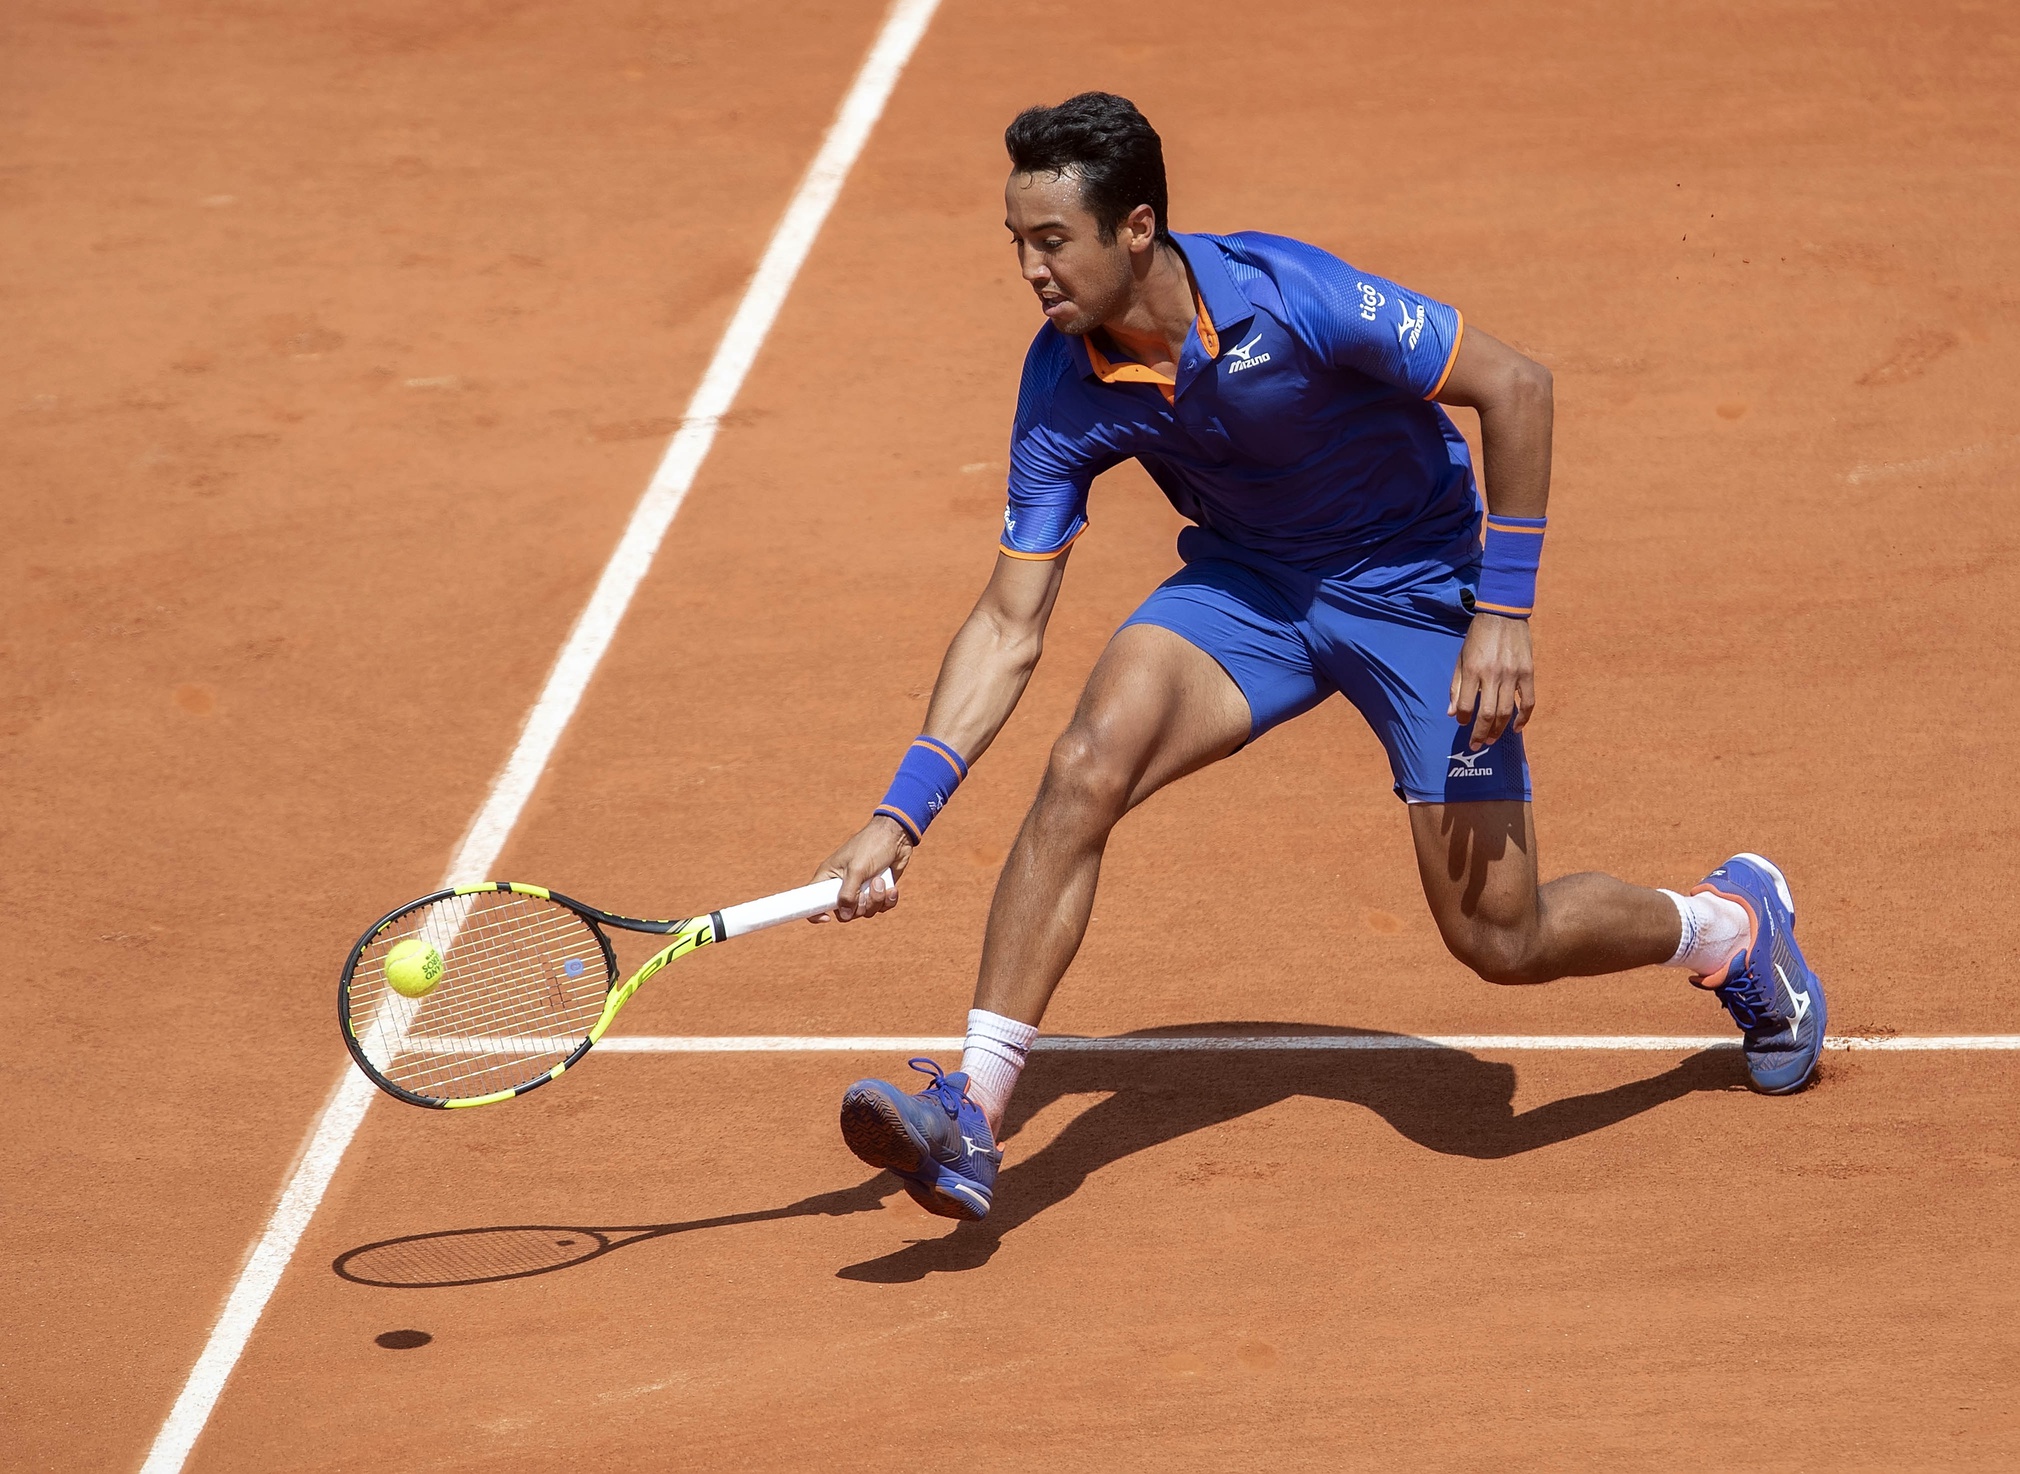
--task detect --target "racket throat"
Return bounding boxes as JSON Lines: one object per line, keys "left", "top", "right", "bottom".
{"left": 585, "top": 912, "right": 724, "bottom": 1045}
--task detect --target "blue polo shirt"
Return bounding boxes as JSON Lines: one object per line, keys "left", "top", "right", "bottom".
{"left": 1001, "top": 231, "right": 1478, "bottom": 573}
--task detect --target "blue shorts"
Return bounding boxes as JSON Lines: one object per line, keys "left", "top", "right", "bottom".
{"left": 1120, "top": 528, "right": 1531, "bottom": 804}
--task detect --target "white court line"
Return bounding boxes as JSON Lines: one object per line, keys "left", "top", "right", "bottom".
{"left": 137, "top": 3, "right": 944, "bottom": 1469}
{"left": 407, "top": 1033, "right": 2020, "bottom": 1054}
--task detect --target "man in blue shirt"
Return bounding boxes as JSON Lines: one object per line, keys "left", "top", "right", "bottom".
{"left": 813, "top": 93, "right": 1825, "bottom": 1223}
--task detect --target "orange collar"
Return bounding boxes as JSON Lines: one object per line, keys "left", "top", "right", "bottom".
{"left": 1083, "top": 280, "right": 1220, "bottom": 404}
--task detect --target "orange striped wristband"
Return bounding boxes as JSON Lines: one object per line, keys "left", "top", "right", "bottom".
{"left": 1475, "top": 514, "right": 1546, "bottom": 619}
{"left": 874, "top": 735, "right": 969, "bottom": 842}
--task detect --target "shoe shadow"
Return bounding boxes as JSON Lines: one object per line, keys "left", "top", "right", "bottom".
{"left": 836, "top": 1023, "right": 1743, "bottom": 1284}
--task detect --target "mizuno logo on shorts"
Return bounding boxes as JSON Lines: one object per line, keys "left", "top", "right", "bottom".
{"left": 1447, "top": 749, "right": 1494, "bottom": 778}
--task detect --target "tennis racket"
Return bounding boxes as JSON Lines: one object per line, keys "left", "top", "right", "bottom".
{"left": 339, "top": 872, "right": 887, "bottom": 1109}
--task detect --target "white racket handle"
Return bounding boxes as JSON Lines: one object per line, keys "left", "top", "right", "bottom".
{"left": 715, "top": 868, "right": 895, "bottom": 940}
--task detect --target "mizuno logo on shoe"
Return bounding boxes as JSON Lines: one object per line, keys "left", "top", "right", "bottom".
{"left": 1785, "top": 957, "right": 1818, "bottom": 1029}
{"left": 961, "top": 1134, "right": 993, "bottom": 1160}
{"left": 1776, "top": 961, "right": 1811, "bottom": 1040}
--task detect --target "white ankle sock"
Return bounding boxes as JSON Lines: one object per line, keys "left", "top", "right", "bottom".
{"left": 1660, "top": 888, "right": 1751, "bottom": 979}
{"left": 960, "top": 1008, "right": 1036, "bottom": 1130}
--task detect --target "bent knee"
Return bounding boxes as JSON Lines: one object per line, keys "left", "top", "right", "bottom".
{"left": 1037, "top": 726, "right": 1136, "bottom": 824}
{"left": 1442, "top": 925, "right": 1549, "bottom": 987}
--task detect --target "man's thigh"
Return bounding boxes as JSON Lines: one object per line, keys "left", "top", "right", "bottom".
{"left": 1067, "top": 623, "right": 1254, "bottom": 813}
{"left": 1408, "top": 799, "right": 1539, "bottom": 933}
{"left": 1119, "top": 556, "right": 1333, "bottom": 745}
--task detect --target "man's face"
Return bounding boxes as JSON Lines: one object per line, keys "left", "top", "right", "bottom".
{"left": 1004, "top": 169, "right": 1135, "bottom": 336}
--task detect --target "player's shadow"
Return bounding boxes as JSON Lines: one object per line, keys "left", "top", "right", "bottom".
{"left": 836, "top": 1023, "right": 1742, "bottom": 1284}
{"left": 329, "top": 1025, "right": 1739, "bottom": 1291}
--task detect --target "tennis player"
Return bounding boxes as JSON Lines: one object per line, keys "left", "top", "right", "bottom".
{"left": 813, "top": 93, "right": 1826, "bottom": 1222}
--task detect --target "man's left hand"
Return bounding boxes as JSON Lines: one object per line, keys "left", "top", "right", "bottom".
{"left": 1449, "top": 613, "right": 1535, "bottom": 752}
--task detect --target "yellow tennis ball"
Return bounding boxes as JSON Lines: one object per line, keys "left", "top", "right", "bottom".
{"left": 384, "top": 937, "right": 445, "bottom": 999}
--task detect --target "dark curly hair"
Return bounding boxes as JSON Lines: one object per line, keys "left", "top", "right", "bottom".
{"left": 1004, "top": 92, "right": 1171, "bottom": 245}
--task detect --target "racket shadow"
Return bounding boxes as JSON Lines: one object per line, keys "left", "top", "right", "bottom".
{"left": 837, "top": 1022, "right": 1744, "bottom": 1284}
{"left": 334, "top": 1177, "right": 891, "bottom": 1289}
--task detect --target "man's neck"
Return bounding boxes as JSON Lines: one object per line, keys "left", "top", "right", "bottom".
{"left": 1100, "top": 241, "right": 1195, "bottom": 371}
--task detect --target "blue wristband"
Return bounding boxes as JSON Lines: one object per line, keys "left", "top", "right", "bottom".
{"left": 874, "top": 736, "right": 969, "bottom": 842}
{"left": 1475, "top": 514, "right": 1546, "bottom": 619}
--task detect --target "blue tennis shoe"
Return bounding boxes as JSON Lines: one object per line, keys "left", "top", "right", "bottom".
{"left": 840, "top": 1058, "right": 1001, "bottom": 1221}
{"left": 1693, "top": 853, "right": 1828, "bottom": 1094}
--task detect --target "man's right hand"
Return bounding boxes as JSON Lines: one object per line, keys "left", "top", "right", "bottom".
{"left": 810, "top": 814, "right": 914, "bottom": 922}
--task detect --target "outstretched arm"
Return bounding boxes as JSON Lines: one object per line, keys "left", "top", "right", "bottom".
{"left": 1435, "top": 326, "right": 1554, "bottom": 751}
{"left": 813, "top": 549, "right": 1070, "bottom": 920}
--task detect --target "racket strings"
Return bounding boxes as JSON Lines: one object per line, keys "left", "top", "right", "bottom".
{"left": 347, "top": 891, "right": 612, "bottom": 1103}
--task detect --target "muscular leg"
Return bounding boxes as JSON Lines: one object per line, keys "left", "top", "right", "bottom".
{"left": 1409, "top": 801, "right": 1681, "bottom": 985}
{"left": 974, "top": 623, "right": 1252, "bottom": 1024}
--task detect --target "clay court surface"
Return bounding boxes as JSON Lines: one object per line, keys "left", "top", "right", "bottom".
{"left": 5, "top": 0, "right": 2018, "bottom": 1468}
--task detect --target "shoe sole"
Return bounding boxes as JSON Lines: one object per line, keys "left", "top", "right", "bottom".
{"left": 839, "top": 1088, "right": 924, "bottom": 1174}
{"left": 838, "top": 1088, "right": 990, "bottom": 1223}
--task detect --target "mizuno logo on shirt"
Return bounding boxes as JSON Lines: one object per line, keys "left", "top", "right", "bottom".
{"left": 1226, "top": 332, "right": 1272, "bottom": 374}
{"left": 1396, "top": 301, "right": 1426, "bottom": 350}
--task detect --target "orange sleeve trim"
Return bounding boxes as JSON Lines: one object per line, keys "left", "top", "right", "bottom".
{"left": 998, "top": 524, "right": 1086, "bottom": 561}
{"left": 1483, "top": 520, "right": 1546, "bottom": 535}
{"left": 1472, "top": 599, "right": 1534, "bottom": 617}
{"left": 1425, "top": 311, "right": 1465, "bottom": 400}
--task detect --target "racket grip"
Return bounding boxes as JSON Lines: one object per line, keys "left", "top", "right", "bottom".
{"left": 716, "top": 868, "right": 896, "bottom": 939}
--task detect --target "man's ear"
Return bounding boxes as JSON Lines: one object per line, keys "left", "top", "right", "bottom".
{"left": 1124, "top": 203, "right": 1160, "bottom": 254}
